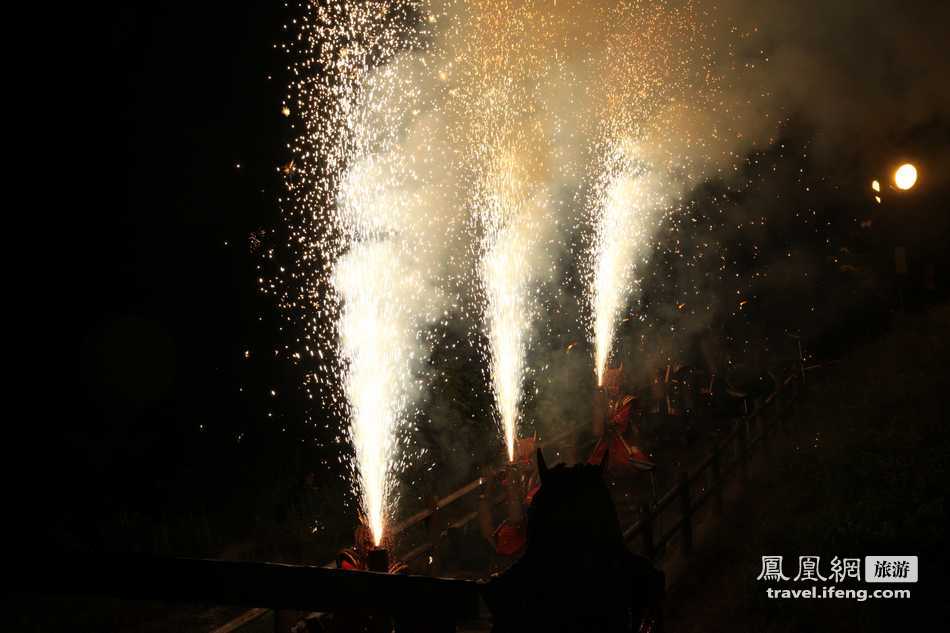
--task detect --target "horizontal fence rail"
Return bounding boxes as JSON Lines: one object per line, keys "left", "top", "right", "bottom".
{"left": 623, "top": 371, "right": 803, "bottom": 565}
{"left": 23, "top": 359, "right": 806, "bottom": 633}
{"left": 387, "top": 426, "right": 579, "bottom": 565}
{"left": 211, "top": 363, "right": 805, "bottom": 631}
{"left": 206, "top": 362, "right": 807, "bottom": 632}
{"left": 11, "top": 553, "right": 481, "bottom": 620}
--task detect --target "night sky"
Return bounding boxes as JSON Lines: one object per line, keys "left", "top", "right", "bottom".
{"left": 16, "top": 0, "right": 950, "bottom": 567}
{"left": 6, "top": 5, "right": 950, "bottom": 633}
{"left": 18, "top": 2, "right": 322, "bottom": 551}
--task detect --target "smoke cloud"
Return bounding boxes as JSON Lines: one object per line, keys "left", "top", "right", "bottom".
{"left": 287, "top": 0, "right": 950, "bottom": 500}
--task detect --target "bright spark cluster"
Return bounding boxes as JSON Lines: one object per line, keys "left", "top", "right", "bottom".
{"left": 278, "top": 0, "right": 441, "bottom": 547}
{"left": 587, "top": 147, "right": 663, "bottom": 385}
{"left": 581, "top": 1, "right": 719, "bottom": 386}
{"left": 273, "top": 0, "right": 764, "bottom": 543}
{"left": 476, "top": 153, "right": 549, "bottom": 463}
{"left": 453, "top": 2, "right": 565, "bottom": 465}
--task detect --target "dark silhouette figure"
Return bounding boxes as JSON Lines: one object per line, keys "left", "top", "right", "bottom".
{"left": 482, "top": 450, "right": 664, "bottom": 633}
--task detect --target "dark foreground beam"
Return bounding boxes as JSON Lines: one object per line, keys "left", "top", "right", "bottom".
{"left": 10, "top": 553, "right": 482, "bottom": 619}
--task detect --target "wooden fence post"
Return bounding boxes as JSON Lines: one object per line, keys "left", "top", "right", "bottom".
{"left": 787, "top": 379, "right": 800, "bottom": 431}
{"left": 775, "top": 384, "right": 788, "bottom": 435}
{"left": 711, "top": 443, "right": 723, "bottom": 517}
{"left": 739, "top": 418, "right": 750, "bottom": 483}
{"left": 678, "top": 471, "right": 693, "bottom": 557}
{"left": 426, "top": 496, "right": 444, "bottom": 577}
{"left": 640, "top": 503, "right": 655, "bottom": 561}
{"left": 759, "top": 406, "right": 771, "bottom": 458}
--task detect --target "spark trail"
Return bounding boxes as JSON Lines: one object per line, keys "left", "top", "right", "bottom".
{"left": 275, "top": 0, "right": 739, "bottom": 541}
{"left": 455, "top": 1, "right": 562, "bottom": 464}
{"left": 282, "top": 0, "right": 439, "bottom": 547}
{"left": 587, "top": 149, "right": 660, "bottom": 386}
{"left": 581, "top": 0, "right": 719, "bottom": 384}
{"left": 477, "top": 153, "right": 545, "bottom": 463}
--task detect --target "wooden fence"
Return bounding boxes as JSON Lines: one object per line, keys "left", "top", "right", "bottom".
{"left": 623, "top": 372, "right": 804, "bottom": 566}
{"left": 209, "top": 363, "right": 806, "bottom": 632}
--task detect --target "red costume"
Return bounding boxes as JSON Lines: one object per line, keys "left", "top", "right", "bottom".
{"left": 335, "top": 525, "right": 408, "bottom": 574}
{"left": 589, "top": 366, "right": 655, "bottom": 472}
{"left": 492, "top": 520, "right": 527, "bottom": 557}
{"left": 480, "top": 445, "right": 542, "bottom": 561}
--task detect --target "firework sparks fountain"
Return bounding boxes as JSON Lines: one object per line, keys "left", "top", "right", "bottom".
{"left": 470, "top": 133, "right": 550, "bottom": 463}
{"left": 333, "top": 242, "right": 426, "bottom": 546}
{"left": 587, "top": 147, "right": 660, "bottom": 387}
{"left": 283, "top": 0, "right": 443, "bottom": 548}
{"left": 480, "top": 201, "right": 535, "bottom": 464}
{"left": 279, "top": 0, "right": 730, "bottom": 545}
{"left": 330, "top": 134, "right": 445, "bottom": 547}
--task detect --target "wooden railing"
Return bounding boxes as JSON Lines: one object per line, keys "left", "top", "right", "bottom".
{"left": 390, "top": 367, "right": 807, "bottom": 569}
{"left": 12, "top": 553, "right": 480, "bottom": 632}
{"left": 622, "top": 371, "right": 803, "bottom": 565}
{"left": 205, "top": 430, "right": 580, "bottom": 631}
{"left": 391, "top": 426, "right": 579, "bottom": 566}
{"left": 208, "top": 363, "right": 806, "bottom": 632}
{"left": 4, "top": 354, "right": 776, "bottom": 633}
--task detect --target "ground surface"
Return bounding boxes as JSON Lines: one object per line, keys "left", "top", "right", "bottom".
{"left": 664, "top": 305, "right": 949, "bottom": 632}
{"left": 11, "top": 306, "right": 948, "bottom": 631}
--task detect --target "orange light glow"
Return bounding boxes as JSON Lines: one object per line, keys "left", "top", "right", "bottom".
{"left": 894, "top": 163, "right": 917, "bottom": 190}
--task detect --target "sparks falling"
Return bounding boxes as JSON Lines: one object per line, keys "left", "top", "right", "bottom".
{"left": 481, "top": 237, "right": 531, "bottom": 463}
{"left": 581, "top": 0, "right": 716, "bottom": 385}
{"left": 477, "top": 158, "right": 541, "bottom": 462}
{"left": 280, "top": 0, "right": 440, "bottom": 547}
{"left": 275, "top": 0, "right": 738, "bottom": 541}
{"left": 588, "top": 149, "right": 658, "bottom": 386}
{"left": 333, "top": 242, "right": 429, "bottom": 545}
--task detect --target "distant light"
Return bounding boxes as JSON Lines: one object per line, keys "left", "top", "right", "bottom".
{"left": 871, "top": 179, "right": 880, "bottom": 192}
{"left": 281, "top": 106, "right": 291, "bottom": 117}
{"left": 894, "top": 163, "right": 917, "bottom": 190}
{"left": 874, "top": 195, "right": 882, "bottom": 204}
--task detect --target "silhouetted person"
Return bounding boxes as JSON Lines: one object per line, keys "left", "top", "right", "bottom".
{"left": 482, "top": 450, "right": 665, "bottom": 632}
{"left": 324, "top": 524, "right": 406, "bottom": 633}
{"left": 478, "top": 441, "right": 542, "bottom": 572}
{"left": 590, "top": 364, "right": 654, "bottom": 473}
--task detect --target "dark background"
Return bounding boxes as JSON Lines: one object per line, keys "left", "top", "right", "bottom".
{"left": 12, "top": 0, "right": 950, "bottom": 603}
{"left": 16, "top": 2, "right": 338, "bottom": 559}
